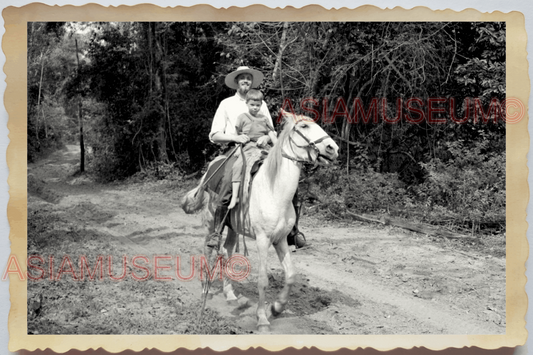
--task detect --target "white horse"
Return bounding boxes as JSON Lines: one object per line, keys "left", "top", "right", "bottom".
{"left": 181, "top": 110, "right": 339, "bottom": 332}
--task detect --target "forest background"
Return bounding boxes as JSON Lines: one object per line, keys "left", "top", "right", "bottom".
{"left": 27, "top": 21, "right": 506, "bottom": 236}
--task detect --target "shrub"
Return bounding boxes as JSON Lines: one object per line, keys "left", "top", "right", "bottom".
{"left": 309, "top": 165, "right": 412, "bottom": 216}
{"left": 128, "top": 161, "right": 182, "bottom": 182}
{"left": 305, "top": 134, "right": 504, "bottom": 234}
{"left": 414, "top": 139, "right": 505, "bottom": 228}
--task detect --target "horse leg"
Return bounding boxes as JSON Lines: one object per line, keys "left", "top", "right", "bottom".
{"left": 222, "top": 228, "right": 238, "bottom": 302}
{"left": 271, "top": 238, "right": 295, "bottom": 317}
{"left": 255, "top": 235, "right": 271, "bottom": 332}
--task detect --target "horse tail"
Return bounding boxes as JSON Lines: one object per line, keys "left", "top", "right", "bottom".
{"left": 180, "top": 175, "right": 209, "bottom": 214}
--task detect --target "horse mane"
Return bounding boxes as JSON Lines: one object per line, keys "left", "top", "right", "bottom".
{"left": 262, "top": 115, "right": 296, "bottom": 189}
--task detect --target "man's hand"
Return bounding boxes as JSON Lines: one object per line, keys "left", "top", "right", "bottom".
{"left": 256, "top": 135, "right": 271, "bottom": 148}
{"left": 234, "top": 134, "right": 250, "bottom": 144}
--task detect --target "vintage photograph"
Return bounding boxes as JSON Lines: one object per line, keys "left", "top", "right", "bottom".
{"left": 25, "top": 20, "right": 508, "bottom": 336}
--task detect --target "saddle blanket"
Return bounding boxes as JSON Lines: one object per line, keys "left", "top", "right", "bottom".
{"left": 204, "top": 146, "right": 266, "bottom": 236}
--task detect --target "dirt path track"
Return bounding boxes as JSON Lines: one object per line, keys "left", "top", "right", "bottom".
{"left": 27, "top": 145, "right": 505, "bottom": 335}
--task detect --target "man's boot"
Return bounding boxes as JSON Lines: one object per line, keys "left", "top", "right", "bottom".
{"left": 287, "top": 191, "right": 306, "bottom": 248}
{"left": 206, "top": 204, "right": 229, "bottom": 249}
{"left": 287, "top": 225, "right": 306, "bottom": 248}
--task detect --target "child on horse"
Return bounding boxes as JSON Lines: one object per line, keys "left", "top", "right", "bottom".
{"left": 229, "top": 89, "right": 278, "bottom": 209}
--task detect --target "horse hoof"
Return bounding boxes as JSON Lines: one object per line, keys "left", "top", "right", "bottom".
{"left": 257, "top": 324, "right": 270, "bottom": 333}
{"left": 270, "top": 303, "right": 282, "bottom": 317}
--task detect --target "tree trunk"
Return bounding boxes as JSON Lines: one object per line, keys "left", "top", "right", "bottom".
{"left": 154, "top": 25, "right": 169, "bottom": 163}
{"left": 160, "top": 26, "right": 176, "bottom": 159}
{"left": 41, "top": 105, "right": 48, "bottom": 138}
{"left": 75, "top": 38, "right": 85, "bottom": 172}
{"left": 146, "top": 23, "right": 154, "bottom": 95}
{"left": 145, "top": 23, "right": 169, "bottom": 163}
{"left": 305, "top": 23, "right": 321, "bottom": 99}
{"left": 78, "top": 100, "right": 84, "bottom": 172}
{"left": 345, "top": 210, "right": 477, "bottom": 241}
{"left": 273, "top": 22, "right": 290, "bottom": 98}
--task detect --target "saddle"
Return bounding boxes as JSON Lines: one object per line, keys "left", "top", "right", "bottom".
{"left": 204, "top": 155, "right": 229, "bottom": 196}
{"left": 203, "top": 148, "right": 266, "bottom": 251}
{"left": 204, "top": 147, "right": 267, "bottom": 204}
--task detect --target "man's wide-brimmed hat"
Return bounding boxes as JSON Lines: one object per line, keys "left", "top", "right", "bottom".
{"left": 225, "top": 66, "right": 264, "bottom": 90}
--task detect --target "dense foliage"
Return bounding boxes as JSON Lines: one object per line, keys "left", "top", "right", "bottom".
{"left": 27, "top": 21, "right": 506, "bottom": 232}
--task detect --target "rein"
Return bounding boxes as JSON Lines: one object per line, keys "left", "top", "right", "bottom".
{"left": 281, "top": 125, "right": 330, "bottom": 164}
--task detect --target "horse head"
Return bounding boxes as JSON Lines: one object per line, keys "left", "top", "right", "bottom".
{"left": 279, "top": 109, "right": 339, "bottom": 165}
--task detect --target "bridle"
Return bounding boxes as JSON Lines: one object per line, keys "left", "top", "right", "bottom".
{"left": 281, "top": 122, "right": 331, "bottom": 164}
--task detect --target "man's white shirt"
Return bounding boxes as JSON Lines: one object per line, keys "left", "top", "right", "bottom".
{"left": 209, "top": 93, "right": 273, "bottom": 142}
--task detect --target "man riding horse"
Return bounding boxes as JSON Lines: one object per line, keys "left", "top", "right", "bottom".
{"left": 208, "top": 66, "right": 306, "bottom": 248}
{"left": 182, "top": 107, "right": 339, "bottom": 332}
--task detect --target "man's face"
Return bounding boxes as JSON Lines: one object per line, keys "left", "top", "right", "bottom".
{"left": 235, "top": 73, "right": 253, "bottom": 95}
{"left": 247, "top": 99, "right": 262, "bottom": 116}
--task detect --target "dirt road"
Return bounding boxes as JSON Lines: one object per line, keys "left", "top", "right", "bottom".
{"left": 27, "top": 145, "right": 505, "bottom": 335}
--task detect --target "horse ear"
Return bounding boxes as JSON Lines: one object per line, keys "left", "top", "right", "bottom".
{"left": 280, "top": 108, "right": 291, "bottom": 117}
{"left": 278, "top": 110, "right": 295, "bottom": 128}
{"left": 279, "top": 108, "right": 294, "bottom": 126}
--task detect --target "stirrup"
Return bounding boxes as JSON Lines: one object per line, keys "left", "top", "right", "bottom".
{"left": 289, "top": 230, "right": 307, "bottom": 248}
{"left": 206, "top": 232, "right": 222, "bottom": 248}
